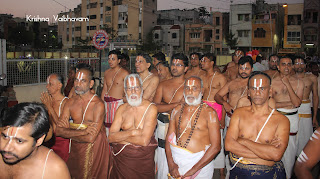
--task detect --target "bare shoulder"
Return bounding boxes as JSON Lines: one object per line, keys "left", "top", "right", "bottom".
{"left": 40, "top": 147, "right": 70, "bottom": 178}
{"left": 202, "top": 103, "right": 216, "bottom": 114}
{"left": 151, "top": 73, "right": 160, "bottom": 81}
{"left": 120, "top": 68, "right": 129, "bottom": 78}
{"left": 273, "top": 111, "right": 290, "bottom": 124}
{"left": 234, "top": 106, "right": 251, "bottom": 116}
{"left": 93, "top": 95, "right": 104, "bottom": 107}
{"left": 171, "top": 104, "right": 183, "bottom": 119}
{"left": 307, "top": 73, "right": 318, "bottom": 81}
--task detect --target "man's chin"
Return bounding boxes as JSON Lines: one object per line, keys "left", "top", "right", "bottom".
{"left": 2, "top": 158, "right": 20, "bottom": 165}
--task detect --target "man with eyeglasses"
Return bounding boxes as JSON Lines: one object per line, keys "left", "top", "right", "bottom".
{"left": 135, "top": 53, "right": 159, "bottom": 101}
{"left": 225, "top": 49, "right": 245, "bottom": 81}
{"left": 153, "top": 53, "right": 189, "bottom": 179}
{"left": 293, "top": 56, "right": 319, "bottom": 157}
{"left": 225, "top": 71, "right": 288, "bottom": 178}
{"left": 215, "top": 56, "right": 253, "bottom": 177}
{"left": 264, "top": 54, "right": 280, "bottom": 79}
{"left": 101, "top": 50, "right": 129, "bottom": 133}
{"left": 185, "top": 52, "right": 206, "bottom": 79}
{"left": 109, "top": 74, "right": 158, "bottom": 178}
{"left": 271, "top": 56, "right": 304, "bottom": 178}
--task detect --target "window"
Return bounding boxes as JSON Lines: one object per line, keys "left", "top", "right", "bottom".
{"left": 87, "top": 2, "right": 97, "bottom": 9}
{"left": 105, "top": 16, "right": 111, "bottom": 23}
{"left": 100, "top": 3, "right": 103, "bottom": 7}
{"left": 118, "top": 12, "right": 127, "bottom": 20}
{"left": 100, "top": 14, "right": 103, "bottom": 19}
{"left": 190, "top": 33, "right": 200, "bottom": 39}
{"left": 287, "top": 31, "right": 300, "bottom": 41}
{"left": 216, "top": 17, "right": 220, "bottom": 25}
{"left": 254, "top": 28, "right": 266, "bottom": 38}
{"left": 154, "top": 33, "right": 159, "bottom": 39}
{"left": 67, "top": 35, "right": 69, "bottom": 41}
{"left": 238, "top": 30, "right": 249, "bottom": 37}
{"left": 139, "top": 21, "right": 141, "bottom": 27}
{"left": 313, "top": 12, "right": 318, "bottom": 23}
{"left": 89, "top": 26, "right": 96, "bottom": 30}
{"left": 75, "top": 26, "right": 81, "bottom": 31}
{"left": 216, "top": 35, "right": 220, "bottom": 40}
{"left": 216, "top": 29, "right": 220, "bottom": 34}
{"left": 238, "top": 14, "right": 250, "bottom": 21}
{"left": 288, "top": 15, "right": 301, "bottom": 25}
{"left": 105, "top": 6, "right": 111, "bottom": 11}
{"left": 118, "top": 23, "right": 128, "bottom": 29}
{"left": 172, "top": 33, "right": 177, "bottom": 39}
{"left": 89, "top": 15, "right": 96, "bottom": 19}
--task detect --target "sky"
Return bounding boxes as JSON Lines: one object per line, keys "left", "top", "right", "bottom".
{"left": 0, "top": 0, "right": 304, "bottom": 21}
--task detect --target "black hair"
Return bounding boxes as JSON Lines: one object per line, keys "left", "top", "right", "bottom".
{"left": 120, "top": 53, "right": 130, "bottom": 61}
{"left": 152, "top": 52, "right": 166, "bottom": 62}
{"left": 108, "top": 50, "right": 121, "bottom": 59}
{"left": 171, "top": 53, "right": 188, "bottom": 67}
{"left": 156, "top": 61, "right": 171, "bottom": 74}
{"left": 248, "top": 71, "right": 272, "bottom": 86}
{"left": 279, "top": 56, "right": 294, "bottom": 65}
{"left": 294, "top": 56, "right": 306, "bottom": 64}
{"left": 190, "top": 52, "right": 200, "bottom": 59}
{"left": 50, "top": 73, "right": 65, "bottom": 94}
{"left": 256, "top": 55, "right": 262, "bottom": 63}
{"left": 1, "top": 103, "right": 50, "bottom": 141}
{"left": 76, "top": 64, "right": 94, "bottom": 81}
{"left": 238, "top": 56, "right": 253, "bottom": 68}
{"left": 203, "top": 53, "right": 216, "bottom": 66}
{"left": 268, "top": 54, "right": 279, "bottom": 61}
{"left": 137, "top": 53, "right": 152, "bottom": 64}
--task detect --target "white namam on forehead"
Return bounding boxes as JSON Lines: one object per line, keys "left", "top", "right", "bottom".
{"left": 187, "top": 80, "right": 196, "bottom": 87}
{"left": 47, "top": 75, "right": 51, "bottom": 84}
{"left": 127, "top": 76, "right": 139, "bottom": 88}
{"left": 5, "top": 127, "right": 20, "bottom": 144}
{"left": 191, "top": 54, "right": 197, "bottom": 60}
{"left": 77, "top": 72, "right": 85, "bottom": 80}
{"left": 239, "top": 63, "right": 249, "bottom": 70}
{"left": 172, "top": 59, "right": 181, "bottom": 64}
{"left": 253, "top": 79, "right": 263, "bottom": 89}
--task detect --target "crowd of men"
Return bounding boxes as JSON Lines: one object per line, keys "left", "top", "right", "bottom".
{"left": 1, "top": 49, "right": 320, "bottom": 179}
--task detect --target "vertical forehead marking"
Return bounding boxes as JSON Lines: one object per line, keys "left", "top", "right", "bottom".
{"left": 128, "top": 77, "right": 138, "bottom": 87}
{"left": 187, "top": 80, "right": 195, "bottom": 87}
{"left": 6, "top": 127, "right": 20, "bottom": 143}
{"left": 47, "top": 75, "right": 51, "bottom": 84}
{"left": 173, "top": 59, "right": 179, "bottom": 64}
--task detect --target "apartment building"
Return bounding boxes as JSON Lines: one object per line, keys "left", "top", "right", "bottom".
{"left": 58, "top": 0, "right": 157, "bottom": 50}
{"left": 302, "top": 0, "right": 320, "bottom": 55}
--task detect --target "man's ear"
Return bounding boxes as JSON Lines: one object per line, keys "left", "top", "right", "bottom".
{"left": 184, "top": 66, "right": 189, "bottom": 73}
{"left": 147, "top": 63, "right": 151, "bottom": 69}
{"left": 36, "top": 134, "right": 46, "bottom": 147}
{"left": 90, "top": 80, "right": 94, "bottom": 89}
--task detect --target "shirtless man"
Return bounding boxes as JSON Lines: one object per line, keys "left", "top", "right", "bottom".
{"left": 101, "top": 50, "right": 129, "bottom": 129}
{"left": 135, "top": 53, "right": 159, "bottom": 101}
{"left": 109, "top": 74, "right": 158, "bottom": 178}
{"left": 215, "top": 56, "right": 253, "bottom": 177}
{"left": 56, "top": 67, "right": 109, "bottom": 178}
{"left": 152, "top": 52, "right": 166, "bottom": 74}
{"left": 215, "top": 56, "right": 253, "bottom": 128}
{"left": 0, "top": 102, "right": 70, "bottom": 179}
{"left": 293, "top": 56, "right": 319, "bottom": 156}
{"left": 185, "top": 52, "right": 206, "bottom": 78}
{"left": 225, "top": 49, "right": 245, "bottom": 81}
{"left": 294, "top": 127, "right": 320, "bottom": 179}
{"left": 153, "top": 53, "right": 189, "bottom": 179}
{"left": 165, "top": 76, "right": 221, "bottom": 178}
{"left": 264, "top": 54, "right": 279, "bottom": 79}
{"left": 271, "top": 56, "right": 304, "bottom": 178}
{"left": 225, "top": 72, "right": 289, "bottom": 178}
{"left": 200, "top": 53, "right": 227, "bottom": 178}
{"left": 41, "top": 73, "right": 69, "bottom": 162}
{"left": 119, "top": 53, "right": 131, "bottom": 73}
{"left": 156, "top": 61, "right": 172, "bottom": 82}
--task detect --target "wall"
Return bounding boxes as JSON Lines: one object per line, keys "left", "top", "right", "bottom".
{"left": 14, "top": 84, "right": 47, "bottom": 103}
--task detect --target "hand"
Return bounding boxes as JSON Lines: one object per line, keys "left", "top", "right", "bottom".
{"left": 86, "top": 122, "right": 98, "bottom": 135}
{"left": 40, "top": 92, "right": 52, "bottom": 107}
{"left": 270, "top": 136, "right": 281, "bottom": 148}
{"left": 168, "top": 162, "right": 181, "bottom": 179}
{"left": 182, "top": 168, "right": 199, "bottom": 179}
{"left": 57, "top": 116, "right": 70, "bottom": 128}
{"left": 237, "top": 137, "right": 247, "bottom": 145}
{"left": 219, "top": 121, "right": 225, "bottom": 129}
{"left": 223, "top": 102, "right": 233, "bottom": 114}
{"left": 281, "top": 76, "right": 290, "bottom": 86}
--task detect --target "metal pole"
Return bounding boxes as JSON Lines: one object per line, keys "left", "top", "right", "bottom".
{"left": 99, "top": 50, "right": 102, "bottom": 79}
{"left": 269, "top": 10, "right": 274, "bottom": 54}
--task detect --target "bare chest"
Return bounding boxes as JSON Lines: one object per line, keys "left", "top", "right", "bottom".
{"left": 105, "top": 71, "right": 124, "bottom": 87}
{"left": 121, "top": 109, "right": 145, "bottom": 130}
{"left": 69, "top": 101, "right": 94, "bottom": 123}
{"left": 163, "top": 83, "right": 184, "bottom": 103}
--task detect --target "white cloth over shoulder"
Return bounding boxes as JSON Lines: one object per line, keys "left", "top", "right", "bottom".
{"left": 168, "top": 133, "right": 214, "bottom": 179}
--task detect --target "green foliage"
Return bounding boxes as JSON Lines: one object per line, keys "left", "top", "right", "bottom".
{"left": 225, "top": 31, "right": 238, "bottom": 50}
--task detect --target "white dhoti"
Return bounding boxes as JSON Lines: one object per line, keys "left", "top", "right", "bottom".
{"left": 213, "top": 129, "right": 225, "bottom": 169}
{"left": 278, "top": 108, "right": 298, "bottom": 178}
{"left": 224, "top": 115, "right": 231, "bottom": 179}
{"left": 155, "top": 113, "right": 170, "bottom": 179}
{"left": 168, "top": 133, "right": 214, "bottom": 178}
{"left": 297, "top": 100, "right": 313, "bottom": 156}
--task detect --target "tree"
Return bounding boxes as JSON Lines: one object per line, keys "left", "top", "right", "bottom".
{"left": 137, "top": 30, "right": 161, "bottom": 53}
{"left": 225, "top": 31, "right": 238, "bottom": 50}
{"left": 197, "top": 7, "right": 210, "bottom": 17}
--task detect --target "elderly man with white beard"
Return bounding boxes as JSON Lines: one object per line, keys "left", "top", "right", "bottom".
{"left": 165, "top": 76, "right": 221, "bottom": 178}
{"left": 108, "top": 74, "right": 158, "bottom": 178}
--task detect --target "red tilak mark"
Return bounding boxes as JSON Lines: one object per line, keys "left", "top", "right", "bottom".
{"left": 10, "top": 128, "right": 14, "bottom": 135}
